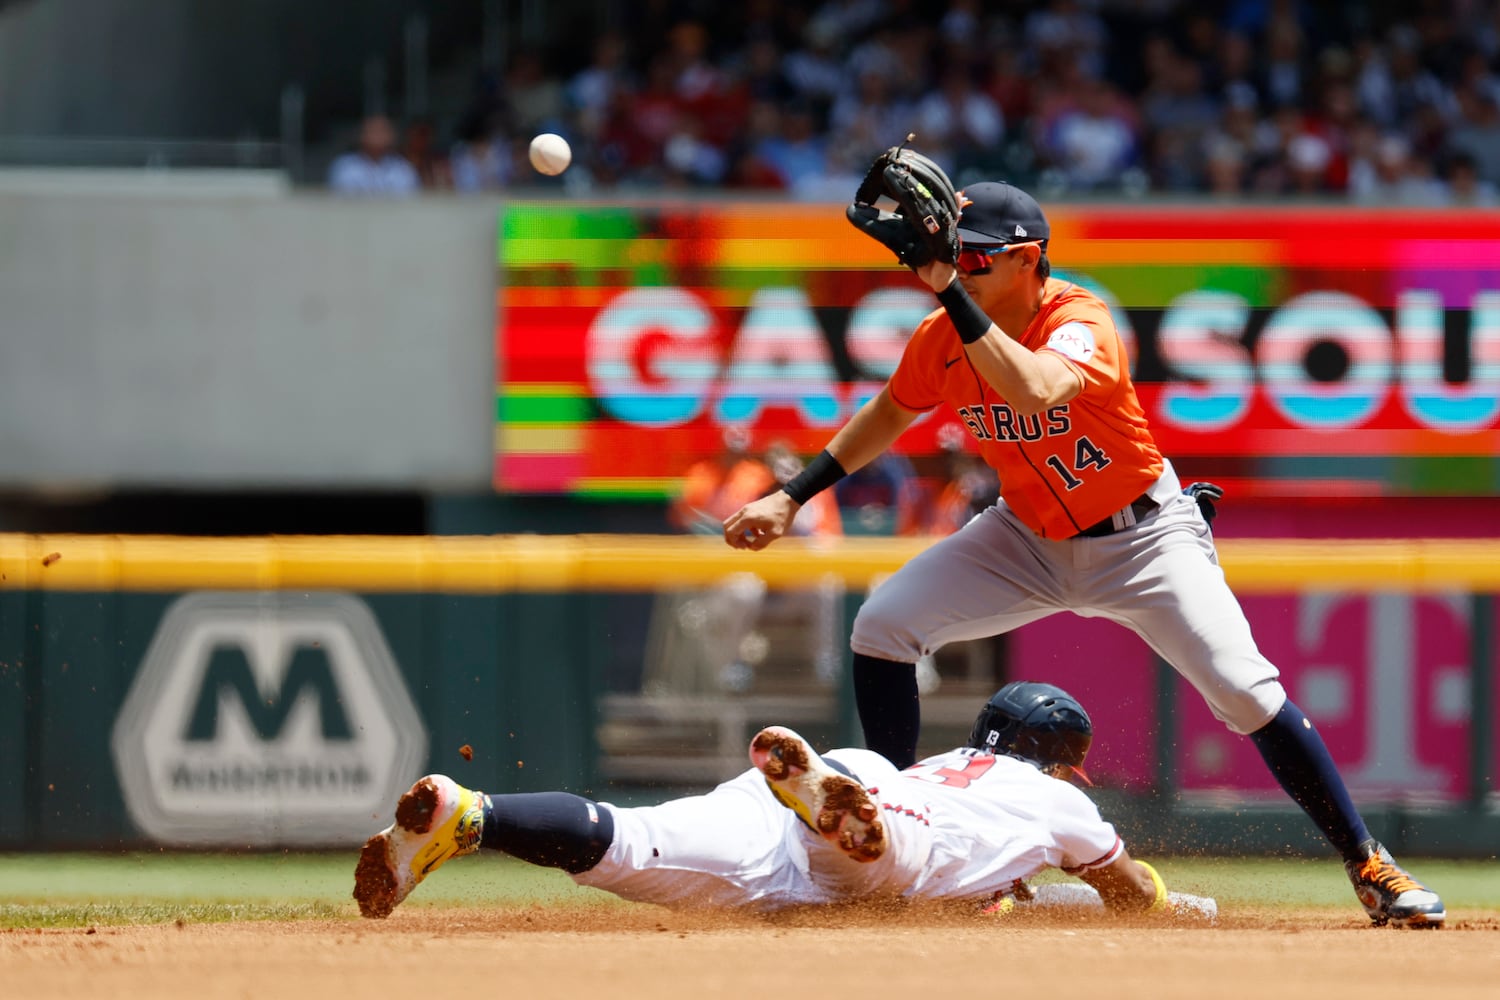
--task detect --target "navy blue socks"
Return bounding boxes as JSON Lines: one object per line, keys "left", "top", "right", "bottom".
{"left": 852, "top": 653, "right": 920, "bottom": 769}
{"left": 1248, "top": 700, "right": 1372, "bottom": 862}
{"left": 480, "top": 791, "right": 615, "bottom": 874}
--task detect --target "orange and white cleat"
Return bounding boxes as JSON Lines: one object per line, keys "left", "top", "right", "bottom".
{"left": 1345, "top": 842, "right": 1445, "bottom": 929}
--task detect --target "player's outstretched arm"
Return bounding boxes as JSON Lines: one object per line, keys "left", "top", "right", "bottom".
{"left": 1077, "top": 846, "right": 1169, "bottom": 913}
{"left": 723, "top": 387, "right": 917, "bottom": 550}
{"left": 983, "top": 882, "right": 1217, "bottom": 924}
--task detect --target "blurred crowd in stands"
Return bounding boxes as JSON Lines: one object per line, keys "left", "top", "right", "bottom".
{"left": 329, "top": 0, "right": 1500, "bottom": 204}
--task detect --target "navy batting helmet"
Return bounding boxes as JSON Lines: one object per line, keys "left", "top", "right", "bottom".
{"left": 966, "top": 681, "right": 1093, "bottom": 785}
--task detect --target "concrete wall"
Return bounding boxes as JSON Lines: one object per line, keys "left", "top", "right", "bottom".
{"left": 0, "top": 181, "right": 504, "bottom": 489}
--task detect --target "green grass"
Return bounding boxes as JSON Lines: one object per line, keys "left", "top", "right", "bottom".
{"left": 0, "top": 852, "right": 607, "bottom": 928}
{"left": 1, "top": 853, "right": 1496, "bottom": 929}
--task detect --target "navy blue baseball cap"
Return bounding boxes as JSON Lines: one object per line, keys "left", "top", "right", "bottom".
{"left": 956, "top": 181, "right": 1051, "bottom": 247}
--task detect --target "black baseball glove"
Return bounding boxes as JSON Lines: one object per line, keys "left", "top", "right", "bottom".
{"left": 845, "top": 138, "right": 962, "bottom": 269}
{"left": 1183, "top": 481, "right": 1224, "bottom": 525}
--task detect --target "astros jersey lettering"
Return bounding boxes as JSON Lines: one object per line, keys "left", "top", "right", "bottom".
{"left": 888, "top": 278, "right": 1162, "bottom": 538}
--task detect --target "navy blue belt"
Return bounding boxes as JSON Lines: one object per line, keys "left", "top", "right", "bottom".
{"left": 1078, "top": 494, "right": 1158, "bottom": 538}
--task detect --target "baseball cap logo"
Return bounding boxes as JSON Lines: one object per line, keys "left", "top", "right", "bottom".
{"left": 1015, "top": 225, "right": 1027, "bottom": 236}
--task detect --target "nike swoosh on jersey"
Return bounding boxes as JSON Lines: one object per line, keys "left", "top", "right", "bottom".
{"left": 945, "top": 356, "right": 961, "bottom": 368}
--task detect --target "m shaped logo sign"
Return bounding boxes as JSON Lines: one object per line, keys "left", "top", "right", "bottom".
{"left": 111, "top": 592, "right": 428, "bottom": 846}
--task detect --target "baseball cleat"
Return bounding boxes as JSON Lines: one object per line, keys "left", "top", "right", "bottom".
{"left": 1345, "top": 842, "right": 1445, "bottom": 928}
{"left": 750, "top": 726, "right": 886, "bottom": 863}
{"left": 353, "top": 774, "right": 484, "bottom": 919}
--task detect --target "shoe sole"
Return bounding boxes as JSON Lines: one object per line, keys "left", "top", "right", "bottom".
{"left": 1376, "top": 909, "right": 1446, "bottom": 929}
{"left": 750, "top": 726, "right": 886, "bottom": 863}
{"left": 353, "top": 776, "right": 445, "bottom": 919}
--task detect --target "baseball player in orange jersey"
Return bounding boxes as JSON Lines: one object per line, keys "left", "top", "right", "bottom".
{"left": 723, "top": 179, "right": 1445, "bottom": 928}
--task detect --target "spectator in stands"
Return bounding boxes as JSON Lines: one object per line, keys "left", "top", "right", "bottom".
{"left": 834, "top": 451, "right": 923, "bottom": 537}
{"left": 984, "top": 47, "right": 1034, "bottom": 129}
{"left": 1380, "top": 26, "right": 1455, "bottom": 131}
{"left": 923, "top": 446, "right": 998, "bottom": 538}
{"left": 328, "top": 114, "right": 420, "bottom": 196}
{"left": 780, "top": 18, "right": 846, "bottom": 117}
{"left": 1445, "top": 149, "right": 1499, "bottom": 205}
{"left": 1303, "top": 76, "right": 1359, "bottom": 192}
{"left": 1140, "top": 40, "right": 1220, "bottom": 190}
{"left": 1343, "top": 117, "right": 1384, "bottom": 199}
{"left": 1180, "top": 11, "right": 1226, "bottom": 92}
{"left": 668, "top": 19, "right": 749, "bottom": 153}
{"left": 1036, "top": 70, "right": 1140, "bottom": 191}
{"left": 749, "top": 99, "right": 831, "bottom": 193}
{"left": 737, "top": 33, "right": 800, "bottom": 107}
{"left": 1203, "top": 132, "right": 1249, "bottom": 196}
{"left": 729, "top": 102, "right": 795, "bottom": 190}
{"left": 1457, "top": 46, "right": 1500, "bottom": 112}
{"left": 915, "top": 65, "right": 1006, "bottom": 176}
{"left": 1285, "top": 131, "right": 1333, "bottom": 195}
{"left": 827, "top": 65, "right": 918, "bottom": 175}
{"left": 1024, "top": 0, "right": 1108, "bottom": 82}
{"left": 613, "top": 52, "right": 688, "bottom": 183}
{"left": 807, "top": 0, "right": 890, "bottom": 56}
{"left": 1350, "top": 132, "right": 1447, "bottom": 205}
{"left": 1258, "top": 13, "right": 1309, "bottom": 111}
{"left": 400, "top": 117, "right": 452, "bottom": 190}
{"left": 1449, "top": 86, "right": 1500, "bottom": 187}
{"left": 1215, "top": 32, "right": 1262, "bottom": 108}
{"left": 1242, "top": 103, "right": 1303, "bottom": 194}
{"left": 504, "top": 50, "right": 568, "bottom": 138}
{"left": 663, "top": 113, "right": 732, "bottom": 187}
{"left": 449, "top": 113, "right": 513, "bottom": 193}
{"left": 1480, "top": 3, "right": 1500, "bottom": 65}
{"left": 568, "top": 32, "right": 633, "bottom": 135}
{"left": 938, "top": 0, "right": 982, "bottom": 49}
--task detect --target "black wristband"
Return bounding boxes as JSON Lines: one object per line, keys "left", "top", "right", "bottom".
{"left": 781, "top": 449, "right": 847, "bottom": 505}
{"left": 936, "top": 280, "right": 992, "bottom": 344}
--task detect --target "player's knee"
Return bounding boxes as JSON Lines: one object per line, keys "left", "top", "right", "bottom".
{"left": 1214, "top": 678, "right": 1286, "bottom": 735}
{"left": 851, "top": 597, "right": 925, "bottom": 661}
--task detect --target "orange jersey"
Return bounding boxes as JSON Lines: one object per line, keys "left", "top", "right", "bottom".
{"left": 888, "top": 278, "right": 1162, "bottom": 539}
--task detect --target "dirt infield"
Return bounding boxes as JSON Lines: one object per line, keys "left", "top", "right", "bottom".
{"left": 4, "top": 904, "right": 1497, "bottom": 1000}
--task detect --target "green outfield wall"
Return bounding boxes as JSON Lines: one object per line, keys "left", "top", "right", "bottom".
{"left": 1, "top": 534, "right": 1497, "bottom": 854}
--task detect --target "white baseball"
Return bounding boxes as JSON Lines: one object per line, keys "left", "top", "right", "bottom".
{"left": 529, "top": 133, "right": 572, "bottom": 176}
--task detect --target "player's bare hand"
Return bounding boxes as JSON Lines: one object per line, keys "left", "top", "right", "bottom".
{"left": 723, "top": 492, "right": 798, "bottom": 550}
{"left": 915, "top": 260, "right": 958, "bottom": 293}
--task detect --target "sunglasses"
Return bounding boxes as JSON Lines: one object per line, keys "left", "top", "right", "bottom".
{"left": 957, "top": 240, "right": 1044, "bottom": 276}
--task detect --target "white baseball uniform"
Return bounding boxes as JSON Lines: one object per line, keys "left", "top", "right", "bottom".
{"left": 572, "top": 747, "right": 1121, "bottom": 912}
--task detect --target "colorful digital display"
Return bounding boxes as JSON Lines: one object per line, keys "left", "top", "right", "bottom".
{"left": 496, "top": 203, "right": 1500, "bottom": 498}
